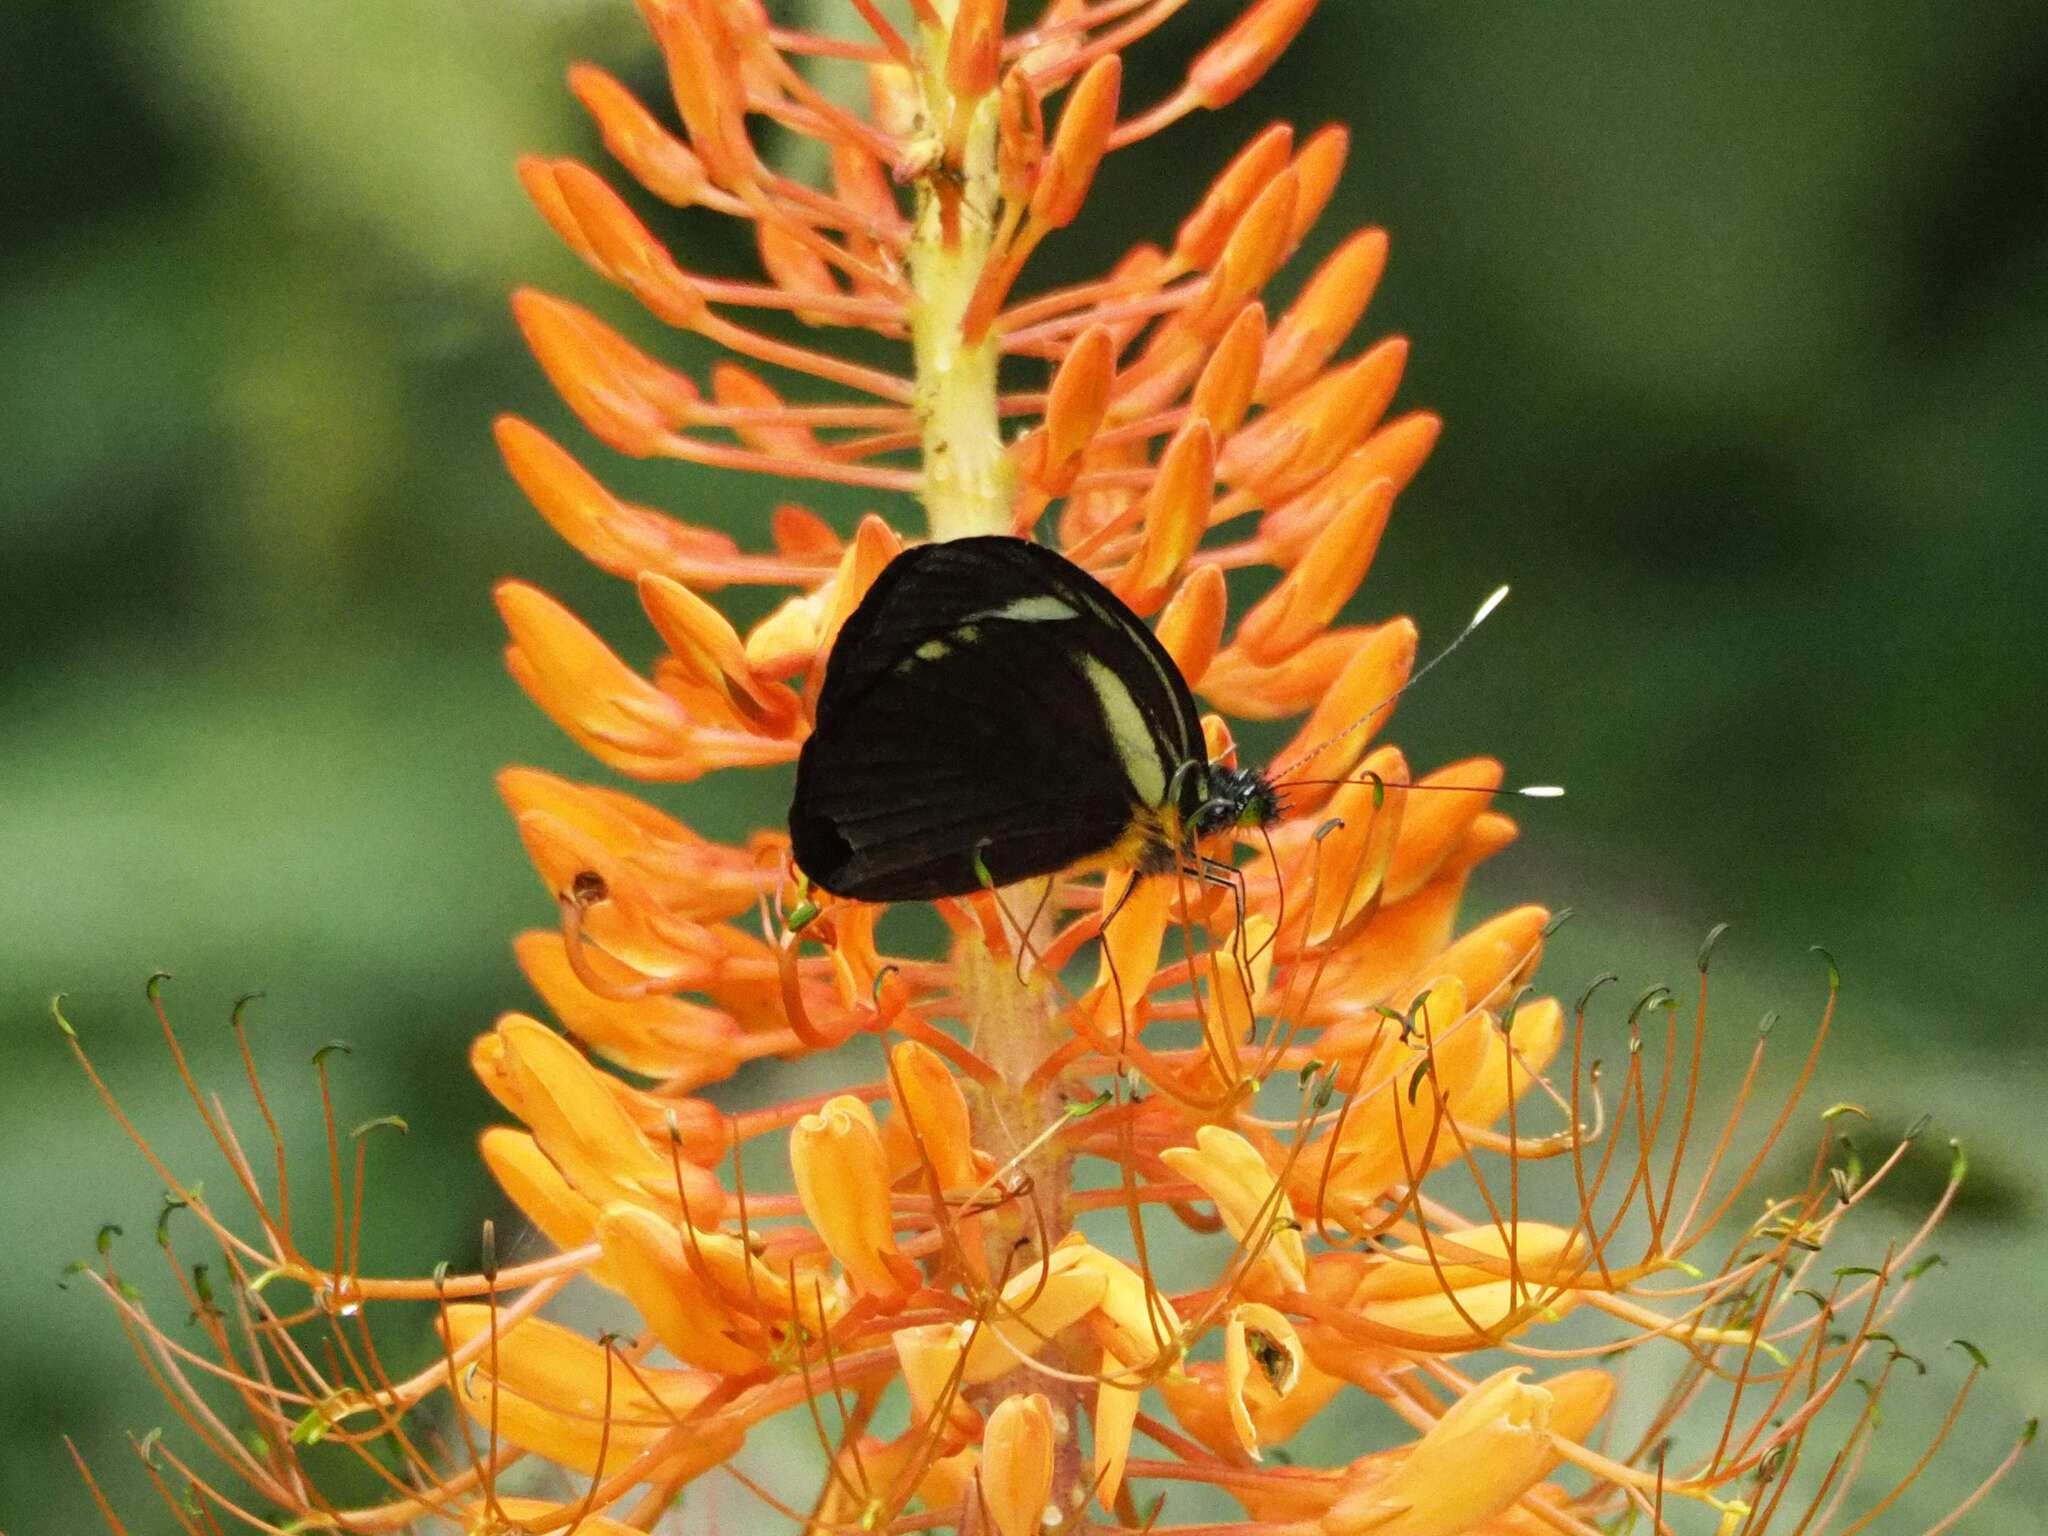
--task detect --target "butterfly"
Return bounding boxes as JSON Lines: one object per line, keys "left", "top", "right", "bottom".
{"left": 788, "top": 536, "right": 1278, "bottom": 902}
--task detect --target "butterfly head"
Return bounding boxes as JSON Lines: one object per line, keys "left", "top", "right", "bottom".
{"left": 1187, "top": 762, "right": 1283, "bottom": 845}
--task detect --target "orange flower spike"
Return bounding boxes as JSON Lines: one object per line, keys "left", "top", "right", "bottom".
{"left": 494, "top": 417, "right": 744, "bottom": 586}
{"left": 569, "top": 62, "right": 707, "bottom": 207}
{"left": 496, "top": 581, "right": 703, "bottom": 778}
{"left": 980, "top": 1394, "right": 1057, "bottom": 1536}
{"left": 639, "top": 572, "right": 801, "bottom": 735}
{"left": 545, "top": 159, "right": 708, "bottom": 327}
{"left": 439, "top": 1305, "right": 735, "bottom": 1480}
{"left": 1028, "top": 54, "right": 1121, "bottom": 234}
{"left": 791, "top": 1094, "right": 917, "bottom": 1301}
{"left": 1116, "top": 419, "right": 1215, "bottom": 614}
{"left": 595, "top": 1203, "right": 771, "bottom": 1374}
{"left": 1321, "top": 1367, "right": 1614, "bottom": 1536}
{"left": 1190, "top": 302, "right": 1268, "bottom": 437}
{"left": 1154, "top": 563, "right": 1229, "bottom": 689}
{"left": 1233, "top": 477, "right": 1398, "bottom": 666}
{"left": 1259, "top": 228, "right": 1390, "bottom": 405}
{"left": 1158, "top": 1126, "right": 1306, "bottom": 1296}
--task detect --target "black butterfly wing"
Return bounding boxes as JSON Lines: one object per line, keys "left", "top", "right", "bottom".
{"left": 790, "top": 537, "right": 1207, "bottom": 901}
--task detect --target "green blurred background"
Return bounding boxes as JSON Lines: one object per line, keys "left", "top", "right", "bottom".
{"left": 4, "top": 0, "right": 2042, "bottom": 1528}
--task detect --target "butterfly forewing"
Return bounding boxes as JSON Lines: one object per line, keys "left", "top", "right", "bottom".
{"left": 790, "top": 537, "right": 1208, "bottom": 900}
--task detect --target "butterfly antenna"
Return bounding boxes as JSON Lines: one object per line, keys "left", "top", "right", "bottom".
{"left": 1271, "top": 583, "right": 1511, "bottom": 783}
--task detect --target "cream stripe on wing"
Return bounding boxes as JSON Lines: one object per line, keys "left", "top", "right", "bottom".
{"left": 1079, "top": 653, "right": 1167, "bottom": 806}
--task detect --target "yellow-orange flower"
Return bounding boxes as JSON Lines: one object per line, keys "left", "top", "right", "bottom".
{"left": 66, "top": 5, "right": 2027, "bottom": 1535}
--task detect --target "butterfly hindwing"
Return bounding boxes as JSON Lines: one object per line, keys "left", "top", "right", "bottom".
{"left": 791, "top": 537, "right": 1208, "bottom": 900}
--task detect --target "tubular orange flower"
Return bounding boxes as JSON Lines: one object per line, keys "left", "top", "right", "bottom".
{"left": 64, "top": 5, "right": 2032, "bottom": 1536}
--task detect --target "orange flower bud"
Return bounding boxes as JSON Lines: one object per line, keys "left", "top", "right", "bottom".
{"left": 1187, "top": 168, "right": 1298, "bottom": 332}
{"left": 1258, "top": 411, "right": 1439, "bottom": 561}
{"left": 476, "top": 1015, "right": 727, "bottom": 1225}
{"left": 1174, "top": 123, "right": 1294, "bottom": 271}
{"left": 712, "top": 360, "right": 821, "bottom": 458}
{"left": 1031, "top": 323, "right": 1116, "bottom": 493}
{"left": 1348, "top": 1223, "right": 1586, "bottom": 1345}
{"left": 1421, "top": 905, "right": 1548, "bottom": 1017}
{"left": 646, "top": 0, "right": 754, "bottom": 190}
{"left": 439, "top": 1306, "right": 737, "bottom": 1482}
{"left": 596, "top": 1202, "right": 769, "bottom": 1373}
{"left": 512, "top": 288, "right": 694, "bottom": 456}
{"left": 1259, "top": 228, "right": 1389, "bottom": 404}
{"left": 1159, "top": 1126, "right": 1305, "bottom": 1296}
{"left": 1285, "top": 123, "right": 1349, "bottom": 249}
{"left": 791, "top": 1094, "right": 914, "bottom": 1299}
{"left": 1223, "top": 336, "right": 1408, "bottom": 498}
{"left": 1381, "top": 758, "right": 1503, "bottom": 902}
{"left": 546, "top": 158, "right": 708, "bottom": 326}
{"left": 945, "top": 0, "right": 1006, "bottom": 102}
{"left": 640, "top": 571, "right": 801, "bottom": 734}
{"left": 1231, "top": 476, "right": 1397, "bottom": 664}
{"left": 1116, "top": 419, "right": 1214, "bottom": 614}
{"left": 495, "top": 416, "right": 742, "bottom": 585}
{"left": 981, "top": 1393, "right": 1056, "bottom": 1536}
{"left": 1188, "top": 0, "right": 1323, "bottom": 110}
{"left": 514, "top": 929, "right": 774, "bottom": 1087}
{"left": 997, "top": 68, "right": 1045, "bottom": 207}
{"left": 1190, "top": 302, "right": 1268, "bottom": 435}
{"left": 569, "top": 63, "right": 706, "bottom": 207}
{"left": 887, "top": 1040, "right": 979, "bottom": 1189}
{"left": 477, "top": 1127, "right": 613, "bottom": 1284}
{"left": 497, "top": 581, "right": 704, "bottom": 778}
{"left": 756, "top": 220, "right": 843, "bottom": 327}
{"left": 1297, "top": 746, "right": 1407, "bottom": 951}
{"left": 1155, "top": 563, "right": 1228, "bottom": 688}
{"left": 1030, "top": 55, "right": 1120, "bottom": 230}
{"left": 1321, "top": 1367, "right": 1613, "bottom": 1535}
{"left": 1264, "top": 618, "right": 1416, "bottom": 792}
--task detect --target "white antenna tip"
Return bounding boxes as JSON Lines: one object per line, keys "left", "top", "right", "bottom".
{"left": 1516, "top": 784, "right": 1566, "bottom": 799}
{"left": 1470, "top": 584, "right": 1510, "bottom": 629}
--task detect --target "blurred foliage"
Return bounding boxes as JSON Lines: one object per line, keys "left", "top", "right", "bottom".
{"left": 2, "top": 0, "right": 2042, "bottom": 1528}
